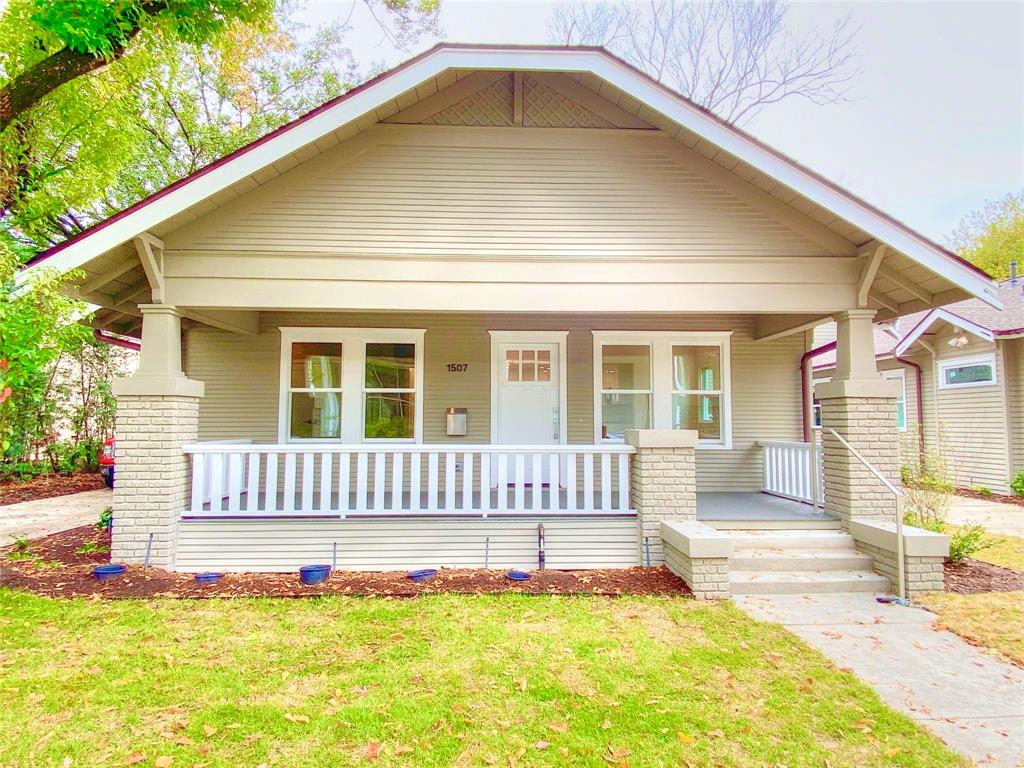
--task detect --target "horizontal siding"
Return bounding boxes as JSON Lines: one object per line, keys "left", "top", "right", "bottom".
{"left": 1005, "top": 338, "right": 1024, "bottom": 475}
{"left": 174, "top": 131, "right": 826, "bottom": 260}
{"left": 184, "top": 312, "right": 804, "bottom": 493}
{"left": 905, "top": 336, "right": 1011, "bottom": 494}
{"left": 175, "top": 516, "right": 638, "bottom": 572}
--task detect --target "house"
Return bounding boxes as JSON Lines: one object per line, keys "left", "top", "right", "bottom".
{"left": 24, "top": 44, "right": 981, "bottom": 597}
{"left": 814, "top": 277, "right": 1024, "bottom": 495}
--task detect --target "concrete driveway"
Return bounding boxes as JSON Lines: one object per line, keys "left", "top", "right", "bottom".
{"left": 0, "top": 489, "right": 111, "bottom": 545}
{"left": 736, "top": 593, "right": 1024, "bottom": 768}
{"left": 948, "top": 496, "right": 1024, "bottom": 537}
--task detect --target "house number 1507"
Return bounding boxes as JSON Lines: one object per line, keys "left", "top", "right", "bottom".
{"left": 446, "top": 363, "right": 468, "bottom": 372}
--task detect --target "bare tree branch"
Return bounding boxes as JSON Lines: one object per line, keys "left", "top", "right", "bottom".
{"left": 549, "top": 0, "right": 860, "bottom": 126}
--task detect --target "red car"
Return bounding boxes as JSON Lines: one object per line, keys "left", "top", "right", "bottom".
{"left": 99, "top": 437, "right": 115, "bottom": 488}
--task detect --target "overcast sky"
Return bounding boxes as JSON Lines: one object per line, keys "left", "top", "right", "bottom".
{"left": 307, "top": 0, "right": 1024, "bottom": 246}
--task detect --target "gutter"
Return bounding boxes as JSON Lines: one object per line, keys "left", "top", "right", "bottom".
{"left": 801, "top": 341, "right": 836, "bottom": 442}
{"left": 94, "top": 329, "right": 141, "bottom": 352}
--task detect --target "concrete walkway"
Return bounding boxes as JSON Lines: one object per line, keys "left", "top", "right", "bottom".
{"left": 735, "top": 593, "right": 1024, "bottom": 768}
{"left": 0, "top": 489, "right": 111, "bottom": 545}
{"left": 948, "top": 496, "right": 1024, "bottom": 537}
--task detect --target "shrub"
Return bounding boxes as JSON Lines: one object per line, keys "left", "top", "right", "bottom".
{"left": 7, "top": 537, "right": 33, "bottom": 561}
{"left": 904, "top": 511, "right": 946, "bottom": 534}
{"left": 75, "top": 541, "right": 109, "bottom": 555}
{"left": 901, "top": 443, "right": 955, "bottom": 524}
{"left": 973, "top": 485, "right": 993, "bottom": 498}
{"left": 948, "top": 524, "right": 998, "bottom": 563}
{"left": 1011, "top": 470, "right": 1024, "bottom": 497}
{"left": 96, "top": 506, "right": 112, "bottom": 530}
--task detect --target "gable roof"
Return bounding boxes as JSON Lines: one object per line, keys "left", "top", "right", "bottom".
{"left": 22, "top": 43, "right": 998, "bottom": 310}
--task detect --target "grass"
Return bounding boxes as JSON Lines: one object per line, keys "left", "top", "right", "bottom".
{"left": 916, "top": 591, "right": 1024, "bottom": 667}
{"left": 971, "top": 531, "right": 1024, "bottom": 572}
{"left": 0, "top": 591, "right": 965, "bottom": 767}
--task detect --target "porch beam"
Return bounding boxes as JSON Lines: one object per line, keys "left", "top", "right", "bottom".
{"left": 180, "top": 308, "right": 259, "bottom": 335}
{"left": 78, "top": 258, "right": 139, "bottom": 294}
{"left": 857, "top": 245, "right": 886, "bottom": 308}
{"left": 876, "top": 264, "right": 934, "bottom": 305}
{"left": 113, "top": 277, "right": 151, "bottom": 307}
{"left": 868, "top": 290, "right": 898, "bottom": 313}
{"left": 753, "top": 314, "right": 831, "bottom": 342}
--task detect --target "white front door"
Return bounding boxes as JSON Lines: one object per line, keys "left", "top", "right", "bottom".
{"left": 495, "top": 342, "right": 561, "bottom": 482}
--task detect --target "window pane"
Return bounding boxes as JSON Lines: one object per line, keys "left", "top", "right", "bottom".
{"left": 672, "top": 346, "right": 720, "bottom": 391}
{"left": 672, "top": 393, "right": 721, "bottom": 440}
{"left": 895, "top": 398, "right": 907, "bottom": 430}
{"left": 364, "top": 393, "right": 415, "bottom": 438}
{"left": 943, "top": 363, "right": 993, "bottom": 386}
{"left": 290, "top": 392, "right": 341, "bottom": 439}
{"left": 601, "top": 393, "right": 650, "bottom": 440}
{"left": 290, "top": 343, "right": 342, "bottom": 389}
{"left": 365, "top": 343, "right": 416, "bottom": 389}
{"left": 602, "top": 345, "right": 651, "bottom": 390}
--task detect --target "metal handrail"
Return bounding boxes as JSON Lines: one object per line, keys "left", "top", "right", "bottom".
{"left": 824, "top": 427, "right": 906, "bottom": 600}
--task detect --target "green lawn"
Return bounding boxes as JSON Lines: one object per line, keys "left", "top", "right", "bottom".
{"left": 972, "top": 531, "right": 1024, "bottom": 572}
{"left": 0, "top": 590, "right": 964, "bottom": 767}
{"left": 916, "top": 591, "right": 1024, "bottom": 667}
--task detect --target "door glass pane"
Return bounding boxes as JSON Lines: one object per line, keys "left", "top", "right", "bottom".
{"left": 291, "top": 343, "right": 342, "bottom": 388}
{"left": 601, "top": 393, "right": 650, "bottom": 440}
{"left": 290, "top": 392, "right": 341, "bottom": 439}
{"left": 364, "top": 393, "right": 415, "bottom": 438}
{"left": 602, "top": 345, "right": 651, "bottom": 390}
{"left": 365, "top": 343, "right": 416, "bottom": 389}
{"left": 672, "top": 346, "right": 720, "bottom": 391}
{"left": 537, "top": 360, "right": 551, "bottom": 382}
{"left": 522, "top": 362, "right": 536, "bottom": 381}
{"left": 672, "top": 393, "right": 721, "bottom": 440}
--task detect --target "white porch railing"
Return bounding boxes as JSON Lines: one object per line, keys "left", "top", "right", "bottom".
{"left": 182, "top": 443, "right": 636, "bottom": 518}
{"left": 758, "top": 439, "right": 824, "bottom": 506}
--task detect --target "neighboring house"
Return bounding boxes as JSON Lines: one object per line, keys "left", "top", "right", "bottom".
{"left": 814, "top": 278, "right": 1024, "bottom": 495}
{"left": 23, "top": 44, "right": 988, "bottom": 596}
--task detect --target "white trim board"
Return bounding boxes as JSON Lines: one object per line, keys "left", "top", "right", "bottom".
{"left": 894, "top": 307, "right": 995, "bottom": 357}
{"left": 24, "top": 45, "right": 998, "bottom": 309}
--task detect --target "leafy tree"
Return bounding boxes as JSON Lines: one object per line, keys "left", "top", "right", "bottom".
{"left": 949, "top": 190, "right": 1024, "bottom": 280}
{"left": 549, "top": 0, "right": 859, "bottom": 125}
{"left": 0, "top": 240, "right": 92, "bottom": 458}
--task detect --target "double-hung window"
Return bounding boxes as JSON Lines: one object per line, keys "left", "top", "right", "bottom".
{"left": 279, "top": 328, "right": 424, "bottom": 443}
{"left": 594, "top": 332, "right": 732, "bottom": 447}
{"left": 881, "top": 369, "right": 907, "bottom": 430}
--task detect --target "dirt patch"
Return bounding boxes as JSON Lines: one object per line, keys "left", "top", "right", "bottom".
{"left": 955, "top": 487, "right": 1024, "bottom": 507}
{"left": 944, "top": 558, "right": 1024, "bottom": 594}
{"left": 0, "top": 525, "right": 692, "bottom": 600}
{"left": 0, "top": 472, "right": 105, "bottom": 506}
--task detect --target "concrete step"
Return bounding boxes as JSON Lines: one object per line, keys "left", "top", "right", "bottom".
{"left": 730, "top": 569, "right": 891, "bottom": 595}
{"left": 731, "top": 550, "right": 875, "bottom": 572}
{"left": 729, "top": 530, "right": 858, "bottom": 551}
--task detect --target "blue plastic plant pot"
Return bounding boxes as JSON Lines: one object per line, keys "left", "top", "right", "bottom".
{"left": 93, "top": 564, "right": 127, "bottom": 580}
{"left": 299, "top": 564, "right": 331, "bottom": 585}
{"left": 407, "top": 568, "right": 438, "bottom": 582}
{"left": 505, "top": 569, "right": 531, "bottom": 582}
{"left": 195, "top": 572, "right": 223, "bottom": 585}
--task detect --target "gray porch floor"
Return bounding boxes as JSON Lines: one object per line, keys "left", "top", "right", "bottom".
{"left": 697, "top": 492, "right": 837, "bottom": 522}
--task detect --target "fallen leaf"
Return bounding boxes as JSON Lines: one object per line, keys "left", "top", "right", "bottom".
{"left": 393, "top": 744, "right": 413, "bottom": 755}
{"left": 202, "top": 725, "right": 217, "bottom": 737}
{"left": 707, "top": 729, "right": 724, "bottom": 738}
{"left": 124, "top": 754, "right": 145, "bottom": 766}
{"left": 154, "top": 758, "right": 173, "bottom": 768}
{"left": 676, "top": 732, "right": 695, "bottom": 745}
{"left": 601, "top": 719, "right": 612, "bottom": 730}
{"left": 548, "top": 722, "right": 568, "bottom": 734}
{"left": 363, "top": 740, "right": 382, "bottom": 760}
{"left": 284, "top": 713, "right": 310, "bottom": 723}
{"left": 534, "top": 741, "right": 549, "bottom": 750}
{"left": 62, "top": 758, "right": 72, "bottom": 768}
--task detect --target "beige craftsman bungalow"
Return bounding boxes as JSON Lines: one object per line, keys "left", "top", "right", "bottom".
{"left": 28, "top": 44, "right": 990, "bottom": 598}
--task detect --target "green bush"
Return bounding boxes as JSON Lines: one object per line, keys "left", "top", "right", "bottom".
{"left": 1011, "top": 470, "right": 1024, "bottom": 497}
{"left": 904, "top": 511, "right": 946, "bottom": 534}
{"left": 948, "top": 524, "right": 998, "bottom": 564}
{"left": 96, "top": 506, "right": 112, "bottom": 530}
{"left": 44, "top": 438, "right": 103, "bottom": 475}
{"left": 0, "top": 461, "right": 49, "bottom": 482}
{"left": 973, "top": 485, "right": 992, "bottom": 498}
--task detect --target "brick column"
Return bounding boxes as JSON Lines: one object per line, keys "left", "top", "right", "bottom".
{"left": 815, "top": 310, "right": 901, "bottom": 527}
{"left": 625, "top": 429, "right": 698, "bottom": 566}
{"left": 111, "top": 394, "right": 200, "bottom": 565}
{"left": 111, "top": 304, "right": 204, "bottom": 567}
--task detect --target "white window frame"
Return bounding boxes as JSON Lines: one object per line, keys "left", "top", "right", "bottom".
{"left": 278, "top": 327, "right": 425, "bottom": 443}
{"left": 937, "top": 352, "right": 997, "bottom": 391}
{"left": 881, "top": 368, "right": 908, "bottom": 431}
{"left": 592, "top": 331, "right": 732, "bottom": 449}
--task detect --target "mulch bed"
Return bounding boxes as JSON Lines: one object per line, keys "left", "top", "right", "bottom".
{"left": 955, "top": 487, "right": 1024, "bottom": 507}
{"left": 0, "top": 471, "right": 106, "bottom": 506}
{"left": 944, "top": 558, "right": 1024, "bottom": 594}
{"left": 0, "top": 525, "right": 692, "bottom": 600}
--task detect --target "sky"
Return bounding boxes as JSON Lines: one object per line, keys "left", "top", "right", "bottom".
{"left": 305, "top": 0, "right": 1024, "bottom": 247}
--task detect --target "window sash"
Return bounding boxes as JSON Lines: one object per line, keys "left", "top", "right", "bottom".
{"left": 938, "top": 354, "right": 996, "bottom": 389}
{"left": 593, "top": 333, "right": 732, "bottom": 448}
{"left": 279, "top": 328, "right": 424, "bottom": 443}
